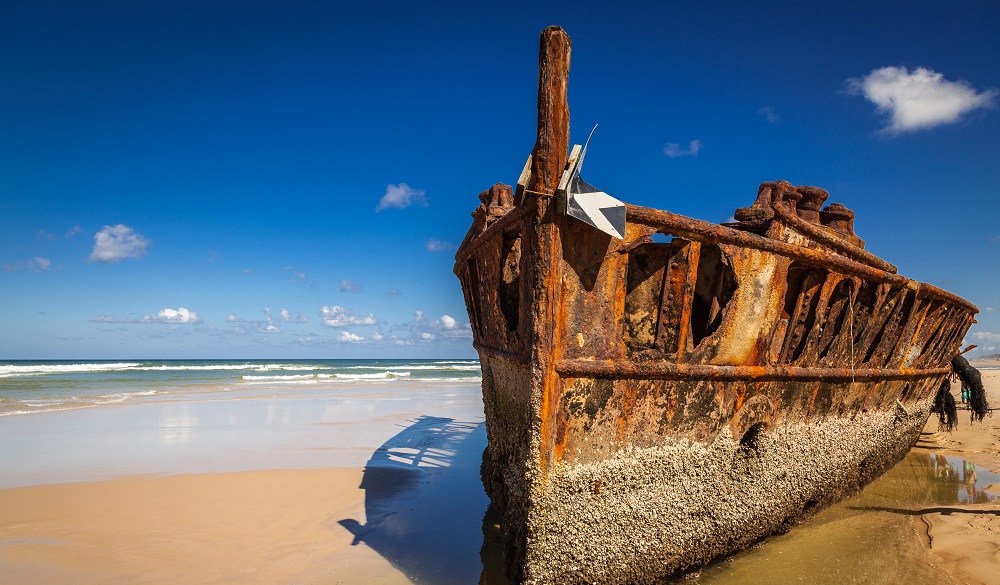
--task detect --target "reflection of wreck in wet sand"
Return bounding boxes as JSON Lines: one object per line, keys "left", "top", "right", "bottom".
{"left": 454, "top": 26, "right": 979, "bottom": 584}
{"left": 339, "top": 416, "right": 489, "bottom": 585}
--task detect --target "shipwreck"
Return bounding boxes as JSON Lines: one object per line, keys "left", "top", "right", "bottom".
{"left": 454, "top": 26, "right": 979, "bottom": 584}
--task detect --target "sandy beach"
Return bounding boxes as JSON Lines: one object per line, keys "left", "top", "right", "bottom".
{"left": 0, "top": 380, "right": 493, "bottom": 585}
{"left": 906, "top": 362, "right": 1000, "bottom": 585}
{"left": 3, "top": 368, "right": 1000, "bottom": 584}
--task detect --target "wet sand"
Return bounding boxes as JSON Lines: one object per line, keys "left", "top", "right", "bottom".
{"left": 907, "top": 364, "right": 1000, "bottom": 584}
{"left": 3, "top": 372, "right": 1000, "bottom": 584}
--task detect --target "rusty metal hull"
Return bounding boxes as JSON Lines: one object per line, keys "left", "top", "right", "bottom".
{"left": 454, "top": 26, "right": 977, "bottom": 585}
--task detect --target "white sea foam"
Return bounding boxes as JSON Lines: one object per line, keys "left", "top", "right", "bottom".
{"left": 0, "top": 362, "right": 142, "bottom": 378}
{"left": 334, "top": 371, "right": 411, "bottom": 381}
{"left": 0, "top": 389, "right": 159, "bottom": 416}
{"left": 138, "top": 364, "right": 321, "bottom": 372}
{"left": 242, "top": 374, "right": 317, "bottom": 382}
{"left": 345, "top": 364, "right": 480, "bottom": 371}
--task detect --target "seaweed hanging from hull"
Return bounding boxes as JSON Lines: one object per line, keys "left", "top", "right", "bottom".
{"left": 952, "top": 354, "right": 989, "bottom": 422}
{"left": 931, "top": 378, "right": 958, "bottom": 431}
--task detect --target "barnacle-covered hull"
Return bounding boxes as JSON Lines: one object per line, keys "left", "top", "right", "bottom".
{"left": 454, "top": 27, "right": 977, "bottom": 585}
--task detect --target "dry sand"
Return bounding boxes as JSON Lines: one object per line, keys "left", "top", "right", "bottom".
{"left": 0, "top": 468, "right": 410, "bottom": 585}
{"left": 910, "top": 363, "right": 1000, "bottom": 585}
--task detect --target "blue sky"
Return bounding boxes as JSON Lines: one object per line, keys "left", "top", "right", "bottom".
{"left": 2, "top": 1, "right": 998, "bottom": 359}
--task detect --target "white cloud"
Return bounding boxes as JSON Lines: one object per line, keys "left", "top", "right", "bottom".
{"left": 320, "top": 305, "right": 378, "bottom": 327}
{"left": 965, "top": 331, "right": 1000, "bottom": 356}
{"left": 226, "top": 313, "right": 240, "bottom": 322}
{"left": 340, "top": 279, "right": 363, "bottom": 294}
{"left": 338, "top": 331, "right": 366, "bottom": 343}
{"left": 847, "top": 66, "right": 997, "bottom": 134}
{"left": 371, "top": 331, "right": 384, "bottom": 341}
{"left": 663, "top": 139, "right": 703, "bottom": 158}
{"left": 147, "top": 307, "right": 200, "bottom": 324}
{"left": 279, "top": 308, "right": 291, "bottom": 322}
{"left": 376, "top": 183, "right": 427, "bottom": 212}
{"left": 968, "top": 331, "right": 1000, "bottom": 345}
{"left": 405, "top": 311, "right": 473, "bottom": 341}
{"left": 425, "top": 238, "right": 454, "bottom": 252}
{"left": 89, "top": 224, "right": 149, "bottom": 263}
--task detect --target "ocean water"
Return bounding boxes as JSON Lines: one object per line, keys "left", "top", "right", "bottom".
{"left": 0, "top": 359, "right": 482, "bottom": 417}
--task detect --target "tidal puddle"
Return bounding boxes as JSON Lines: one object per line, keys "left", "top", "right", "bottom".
{"left": 669, "top": 451, "right": 999, "bottom": 585}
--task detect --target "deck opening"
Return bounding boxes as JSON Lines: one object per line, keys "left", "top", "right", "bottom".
{"left": 499, "top": 232, "right": 522, "bottom": 333}
{"left": 690, "top": 244, "right": 737, "bottom": 348}
{"left": 623, "top": 242, "right": 671, "bottom": 353}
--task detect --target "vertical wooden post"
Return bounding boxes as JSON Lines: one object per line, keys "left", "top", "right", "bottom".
{"left": 531, "top": 26, "right": 571, "bottom": 196}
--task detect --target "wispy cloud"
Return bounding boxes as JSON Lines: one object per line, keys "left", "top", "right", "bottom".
{"left": 385, "top": 288, "right": 401, "bottom": 296}
{"left": 37, "top": 226, "right": 81, "bottom": 241}
{"left": 284, "top": 266, "right": 306, "bottom": 283}
{"left": 340, "top": 279, "right": 363, "bottom": 294}
{"left": 758, "top": 106, "right": 779, "bottom": 123}
{"left": 2, "top": 257, "right": 51, "bottom": 273}
{"left": 277, "top": 308, "right": 309, "bottom": 323}
{"left": 320, "top": 305, "right": 378, "bottom": 327}
{"left": 425, "top": 238, "right": 454, "bottom": 252}
{"left": 847, "top": 66, "right": 997, "bottom": 135}
{"left": 89, "top": 224, "right": 149, "bottom": 263}
{"left": 258, "top": 308, "right": 281, "bottom": 333}
{"left": 663, "top": 139, "right": 703, "bottom": 158}
{"left": 375, "top": 183, "right": 427, "bottom": 212}
{"left": 226, "top": 313, "right": 242, "bottom": 322}
{"left": 92, "top": 306, "right": 201, "bottom": 324}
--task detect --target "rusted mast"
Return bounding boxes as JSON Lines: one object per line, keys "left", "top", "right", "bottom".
{"left": 527, "top": 26, "right": 571, "bottom": 480}
{"left": 530, "top": 26, "right": 571, "bottom": 196}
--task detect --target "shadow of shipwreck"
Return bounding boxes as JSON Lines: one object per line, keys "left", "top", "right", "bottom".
{"left": 339, "top": 415, "right": 507, "bottom": 584}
